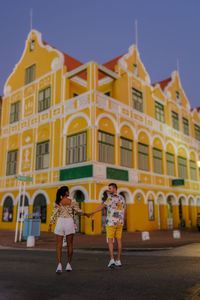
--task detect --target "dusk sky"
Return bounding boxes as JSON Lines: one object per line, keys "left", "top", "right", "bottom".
{"left": 1, "top": 0, "right": 200, "bottom": 108}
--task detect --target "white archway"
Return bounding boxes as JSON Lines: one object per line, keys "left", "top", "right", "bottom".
{"left": 63, "top": 112, "right": 90, "bottom": 135}
{"left": 133, "top": 189, "right": 147, "bottom": 204}
{"left": 1, "top": 193, "right": 15, "bottom": 206}
{"left": 70, "top": 186, "right": 89, "bottom": 202}
{"left": 31, "top": 190, "right": 50, "bottom": 205}
{"left": 96, "top": 113, "right": 118, "bottom": 133}
{"left": 118, "top": 188, "right": 133, "bottom": 204}
{"left": 15, "top": 191, "right": 31, "bottom": 206}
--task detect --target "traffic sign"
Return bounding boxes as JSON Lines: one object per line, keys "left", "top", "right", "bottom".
{"left": 15, "top": 175, "right": 33, "bottom": 182}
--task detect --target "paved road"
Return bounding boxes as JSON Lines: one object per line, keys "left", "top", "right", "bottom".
{"left": 1, "top": 245, "right": 200, "bottom": 300}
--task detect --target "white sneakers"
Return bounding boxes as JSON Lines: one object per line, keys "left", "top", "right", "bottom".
{"left": 115, "top": 260, "right": 122, "bottom": 267}
{"left": 56, "top": 263, "right": 62, "bottom": 274}
{"left": 56, "top": 262, "right": 72, "bottom": 274}
{"left": 65, "top": 263, "right": 72, "bottom": 272}
{"left": 108, "top": 259, "right": 115, "bottom": 268}
{"left": 108, "top": 259, "right": 122, "bottom": 268}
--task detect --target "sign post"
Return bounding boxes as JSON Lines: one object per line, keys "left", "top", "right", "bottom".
{"left": 14, "top": 175, "right": 33, "bottom": 243}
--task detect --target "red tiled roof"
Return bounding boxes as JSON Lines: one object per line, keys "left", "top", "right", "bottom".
{"left": 152, "top": 77, "right": 171, "bottom": 91}
{"left": 42, "top": 41, "right": 123, "bottom": 82}
{"left": 103, "top": 55, "right": 123, "bottom": 72}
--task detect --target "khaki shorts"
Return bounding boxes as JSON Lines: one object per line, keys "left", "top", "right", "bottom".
{"left": 106, "top": 225, "right": 123, "bottom": 239}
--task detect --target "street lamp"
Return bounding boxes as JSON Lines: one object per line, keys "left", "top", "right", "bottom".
{"left": 197, "top": 161, "right": 200, "bottom": 168}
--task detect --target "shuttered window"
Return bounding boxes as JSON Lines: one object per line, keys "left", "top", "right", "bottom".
{"left": 67, "top": 132, "right": 87, "bottom": 164}
{"left": 166, "top": 152, "right": 175, "bottom": 176}
{"left": 178, "top": 156, "right": 187, "bottom": 179}
{"left": 171, "top": 111, "right": 179, "bottom": 130}
{"left": 98, "top": 130, "right": 114, "bottom": 164}
{"left": 155, "top": 101, "right": 165, "bottom": 123}
{"left": 10, "top": 101, "right": 20, "bottom": 123}
{"left": 38, "top": 87, "right": 51, "bottom": 112}
{"left": 190, "top": 160, "right": 197, "bottom": 181}
{"left": 36, "top": 141, "right": 50, "bottom": 170}
{"left": 25, "top": 64, "right": 35, "bottom": 84}
{"left": 132, "top": 88, "right": 143, "bottom": 112}
{"left": 182, "top": 117, "right": 189, "bottom": 136}
{"left": 138, "top": 143, "right": 149, "bottom": 171}
{"left": 153, "top": 148, "right": 162, "bottom": 174}
{"left": 194, "top": 124, "right": 200, "bottom": 141}
{"left": 6, "top": 150, "right": 18, "bottom": 176}
{"left": 120, "top": 137, "right": 133, "bottom": 167}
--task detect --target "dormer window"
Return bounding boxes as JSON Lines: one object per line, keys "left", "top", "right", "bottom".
{"left": 133, "top": 64, "right": 138, "bottom": 76}
{"left": 30, "top": 40, "right": 35, "bottom": 51}
{"left": 176, "top": 91, "right": 181, "bottom": 104}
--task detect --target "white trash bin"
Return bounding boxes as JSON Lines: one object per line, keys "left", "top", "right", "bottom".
{"left": 27, "top": 235, "right": 35, "bottom": 247}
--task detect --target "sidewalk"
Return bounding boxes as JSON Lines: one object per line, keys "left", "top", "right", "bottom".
{"left": 0, "top": 228, "right": 200, "bottom": 250}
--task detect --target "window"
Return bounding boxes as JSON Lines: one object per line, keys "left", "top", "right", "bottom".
{"left": 155, "top": 101, "right": 165, "bottom": 123}
{"left": 104, "top": 91, "right": 110, "bottom": 97}
{"left": 138, "top": 143, "right": 149, "bottom": 171}
{"left": 36, "top": 141, "right": 50, "bottom": 170}
{"left": 182, "top": 117, "right": 189, "bottom": 136}
{"left": 176, "top": 91, "right": 181, "bottom": 104}
{"left": 194, "top": 124, "right": 200, "bottom": 141}
{"left": 10, "top": 101, "right": 20, "bottom": 123}
{"left": 6, "top": 150, "right": 18, "bottom": 176}
{"left": 30, "top": 40, "right": 35, "bottom": 51}
{"left": 38, "top": 87, "right": 51, "bottom": 112}
{"left": 132, "top": 88, "right": 143, "bottom": 112}
{"left": 190, "top": 160, "right": 197, "bottom": 181}
{"left": 166, "top": 152, "right": 175, "bottom": 176}
{"left": 25, "top": 64, "right": 35, "bottom": 84}
{"left": 178, "top": 156, "right": 187, "bottom": 179}
{"left": 98, "top": 130, "right": 114, "bottom": 164}
{"left": 133, "top": 64, "right": 138, "bottom": 76}
{"left": 33, "top": 194, "right": 47, "bottom": 223}
{"left": 120, "top": 137, "right": 133, "bottom": 167}
{"left": 67, "top": 132, "right": 87, "bottom": 164}
{"left": 153, "top": 148, "right": 162, "bottom": 174}
{"left": 2, "top": 197, "right": 13, "bottom": 222}
{"left": 171, "top": 111, "right": 179, "bottom": 130}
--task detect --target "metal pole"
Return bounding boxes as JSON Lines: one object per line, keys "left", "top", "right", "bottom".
{"left": 14, "top": 181, "right": 22, "bottom": 243}
{"left": 19, "top": 181, "right": 26, "bottom": 242}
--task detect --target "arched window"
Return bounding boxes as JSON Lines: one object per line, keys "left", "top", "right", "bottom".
{"left": 17, "top": 195, "right": 29, "bottom": 221}
{"left": 2, "top": 196, "right": 13, "bottom": 222}
{"left": 33, "top": 194, "right": 47, "bottom": 223}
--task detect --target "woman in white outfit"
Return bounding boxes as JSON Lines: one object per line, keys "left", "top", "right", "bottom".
{"left": 48, "top": 186, "right": 88, "bottom": 274}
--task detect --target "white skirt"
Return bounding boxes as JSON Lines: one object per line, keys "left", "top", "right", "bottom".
{"left": 54, "top": 217, "right": 75, "bottom": 236}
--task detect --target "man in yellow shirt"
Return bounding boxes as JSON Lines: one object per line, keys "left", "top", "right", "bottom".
{"left": 89, "top": 183, "right": 125, "bottom": 268}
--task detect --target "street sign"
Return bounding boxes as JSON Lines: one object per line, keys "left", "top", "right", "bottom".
{"left": 15, "top": 175, "right": 33, "bottom": 182}
{"left": 171, "top": 179, "right": 184, "bottom": 186}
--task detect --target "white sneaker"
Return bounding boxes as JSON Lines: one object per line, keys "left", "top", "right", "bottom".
{"left": 56, "top": 263, "right": 62, "bottom": 274}
{"left": 115, "top": 260, "right": 122, "bottom": 267}
{"left": 65, "top": 263, "right": 72, "bottom": 272}
{"left": 108, "top": 259, "right": 115, "bottom": 268}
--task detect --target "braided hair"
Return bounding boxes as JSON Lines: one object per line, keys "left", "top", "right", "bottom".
{"left": 55, "top": 186, "right": 69, "bottom": 205}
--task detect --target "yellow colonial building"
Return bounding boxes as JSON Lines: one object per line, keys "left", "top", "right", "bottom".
{"left": 0, "top": 29, "right": 200, "bottom": 234}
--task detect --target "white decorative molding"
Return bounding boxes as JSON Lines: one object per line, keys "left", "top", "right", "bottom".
{"left": 3, "top": 29, "right": 64, "bottom": 97}
{"left": 4, "top": 85, "right": 11, "bottom": 96}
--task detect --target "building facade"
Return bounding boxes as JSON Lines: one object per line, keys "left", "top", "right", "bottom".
{"left": 0, "top": 29, "right": 200, "bottom": 234}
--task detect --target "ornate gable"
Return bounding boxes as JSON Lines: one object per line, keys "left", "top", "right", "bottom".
{"left": 4, "top": 30, "right": 64, "bottom": 96}
{"left": 118, "top": 45, "right": 150, "bottom": 85}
